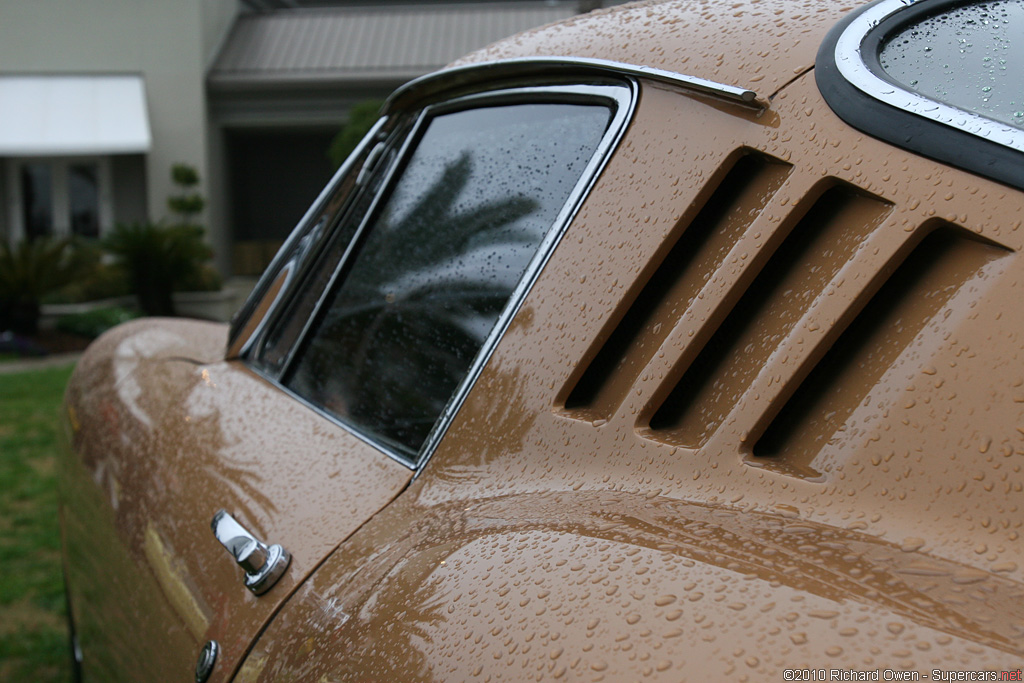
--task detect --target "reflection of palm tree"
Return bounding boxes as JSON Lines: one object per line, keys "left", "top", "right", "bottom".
{"left": 359, "top": 152, "right": 539, "bottom": 289}
{"left": 350, "top": 152, "right": 537, "bottom": 366}
{"left": 261, "top": 540, "right": 449, "bottom": 681}
{"left": 299, "top": 152, "right": 541, "bottom": 455}
{"left": 334, "top": 545, "right": 452, "bottom": 680}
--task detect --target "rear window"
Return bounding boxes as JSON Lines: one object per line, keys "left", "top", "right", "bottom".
{"left": 816, "top": 0, "right": 1024, "bottom": 188}
{"left": 879, "top": 0, "right": 1024, "bottom": 130}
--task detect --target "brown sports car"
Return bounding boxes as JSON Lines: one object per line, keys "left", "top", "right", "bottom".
{"left": 60, "top": 0, "right": 1024, "bottom": 680}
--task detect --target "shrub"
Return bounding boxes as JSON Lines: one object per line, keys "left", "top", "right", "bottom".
{"left": 43, "top": 241, "right": 131, "bottom": 305}
{"left": 168, "top": 163, "right": 205, "bottom": 225}
{"left": 45, "top": 262, "right": 131, "bottom": 305}
{"left": 103, "top": 222, "right": 214, "bottom": 316}
{"left": 55, "top": 306, "right": 140, "bottom": 339}
{"left": 174, "top": 263, "right": 223, "bottom": 293}
{"left": 103, "top": 161, "right": 220, "bottom": 315}
{"left": 0, "top": 238, "right": 92, "bottom": 334}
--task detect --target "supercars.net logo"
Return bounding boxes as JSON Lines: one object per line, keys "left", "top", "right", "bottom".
{"left": 784, "top": 670, "right": 1024, "bottom": 681}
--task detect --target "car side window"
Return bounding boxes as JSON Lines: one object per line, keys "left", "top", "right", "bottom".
{"left": 816, "top": 0, "right": 1024, "bottom": 189}
{"left": 280, "top": 99, "right": 615, "bottom": 462}
{"left": 879, "top": 0, "right": 1024, "bottom": 131}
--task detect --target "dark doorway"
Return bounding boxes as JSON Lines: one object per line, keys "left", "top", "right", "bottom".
{"left": 227, "top": 127, "right": 337, "bottom": 275}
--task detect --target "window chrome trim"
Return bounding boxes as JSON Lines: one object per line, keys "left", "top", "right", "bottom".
{"left": 271, "top": 116, "right": 424, "bottom": 381}
{"left": 384, "top": 57, "right": 759, "bottom": 113}
{"left": 829, "top": 0, "right": 1024, "bottom": 154}
{"left": 414, "top": 82, "right": 636, "bottom": 477}
{"left": 246, "top": 80, "right": 636, "bottom": 471}
{"left": 229, "top": 116, "right": 390, "bottom": 356}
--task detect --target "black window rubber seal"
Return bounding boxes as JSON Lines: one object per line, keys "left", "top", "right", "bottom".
{"left": 815, "top": 0, "right": 1024, "bottom": 191}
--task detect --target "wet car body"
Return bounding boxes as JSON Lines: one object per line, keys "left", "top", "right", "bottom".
{"left": 59, "top": 0, "right": 1024, "bottom": 680}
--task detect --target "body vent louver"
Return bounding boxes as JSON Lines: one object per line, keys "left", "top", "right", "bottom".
{"left": 559, "top": 150, "right": 792, "bottom": 421}
{"left": 749, "top": 225, "right": 1010, "bottom": 478}
{"left": 562, "top": 145, "right": 1010, "bottom": 483}
{"left": 647, "top": 182, "right": 893, "bottom": 449}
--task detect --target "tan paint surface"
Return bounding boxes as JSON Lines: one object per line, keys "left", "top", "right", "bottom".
{"left": 453, "top": 0, "right": 850, "bottom": 98}
{"left": 239, "top": 67, "right": 1024, "bottom": 680}
{"left": 62, "top": 0, "right": 1024, "bottom": 678}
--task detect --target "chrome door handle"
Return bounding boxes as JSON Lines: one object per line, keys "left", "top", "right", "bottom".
{"left": 211, "top": 510, "right": 290, "bottom": 595}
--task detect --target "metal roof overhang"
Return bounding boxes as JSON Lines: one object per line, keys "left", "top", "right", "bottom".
{"left": 206, "top": 4, "right": 577, "bottom": 92}
{"left": 0, "top": 74, "right": 152, "bottom": 156}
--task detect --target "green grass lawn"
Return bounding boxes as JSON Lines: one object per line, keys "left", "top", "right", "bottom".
{"left": 0, "top": 363, "right": 75, "bottom": 681}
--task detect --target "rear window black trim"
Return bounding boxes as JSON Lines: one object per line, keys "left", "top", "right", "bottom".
{"left": 816, "top": 0, "right": 1024, "bottom": 190}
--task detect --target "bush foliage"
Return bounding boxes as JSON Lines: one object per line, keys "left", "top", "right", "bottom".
{"left": 103, "top": 163, "right": 219, "bottom": 316}
{"left": 55, "top": 306, "right": 140, "bottom": 339}
{"left": 328, "top": 100, "right": 384, "bottom": 168}
{"left": 0, "top": 238, "right": 93, "bottom": 334}
{"left": 103, "top": 222, "right": 213, "bottom": 316}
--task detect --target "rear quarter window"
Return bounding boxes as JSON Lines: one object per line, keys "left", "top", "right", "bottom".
{"left": 285, "top": 101, "right": 613, "bottom": 459}
{"left": 245, "top": 81, "right": 633, "bottom": 466}
{"left": 879, "top": 0, "right": 1024, "bottom": 130}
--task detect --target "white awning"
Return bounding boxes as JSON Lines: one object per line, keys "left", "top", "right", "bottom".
{"left": 0, "top": 74, "right": 151, "bottom": 156}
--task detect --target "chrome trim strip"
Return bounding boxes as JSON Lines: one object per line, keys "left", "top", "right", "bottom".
{"left": 274, "top": 113, "right": 426, "bottom": 380}
{"left": 833, "top": 0, "right": 1024, "bottom": 154}
{"left": 383, "top": 57, "right": 759, "bottom": 112}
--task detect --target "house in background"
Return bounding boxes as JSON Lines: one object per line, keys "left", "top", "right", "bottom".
{"left": 0, "top": 0, "right": 235, "bottom": 253}
{"left": 0, "top": 0, "right": 622, "bottom": 284}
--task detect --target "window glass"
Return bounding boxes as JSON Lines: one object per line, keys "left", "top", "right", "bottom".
{"left": 284, "top": 102, "right": 611, "bottom": 459}
{"left": 879, "top": 0, "right": 1024, "bottom": 130}
{"left": 251, "top": 140, "right": 397, "bottom": 375}
{"left": 69, "top": 163, "right": 100, "bottom": 238}
{"left": 20, "top": 163, "right": 52, "bottom": 240}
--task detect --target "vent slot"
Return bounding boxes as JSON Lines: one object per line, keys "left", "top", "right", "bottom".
{"left": 561, "top": 150, "right": 792, "bottom": 420}
{"left": 750, "top": 226, "right": 1009, "bottom": 476}
{"left": 647, "top": 183, "right": 892, "bottom": 448}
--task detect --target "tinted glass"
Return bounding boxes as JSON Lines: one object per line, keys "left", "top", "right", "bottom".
{"left": 245, "top": 133, "right": 392, "bottom": 369}
{"left": 285, "top": 102, "right": 611, "bottom": 459}
{"left": 880, "top": 0, "right": 1024, "bottom": 130}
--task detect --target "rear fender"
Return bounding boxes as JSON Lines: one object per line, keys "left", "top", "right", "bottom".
{"left": 237, "top": 489, "right": 1024, "bottom": 680}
